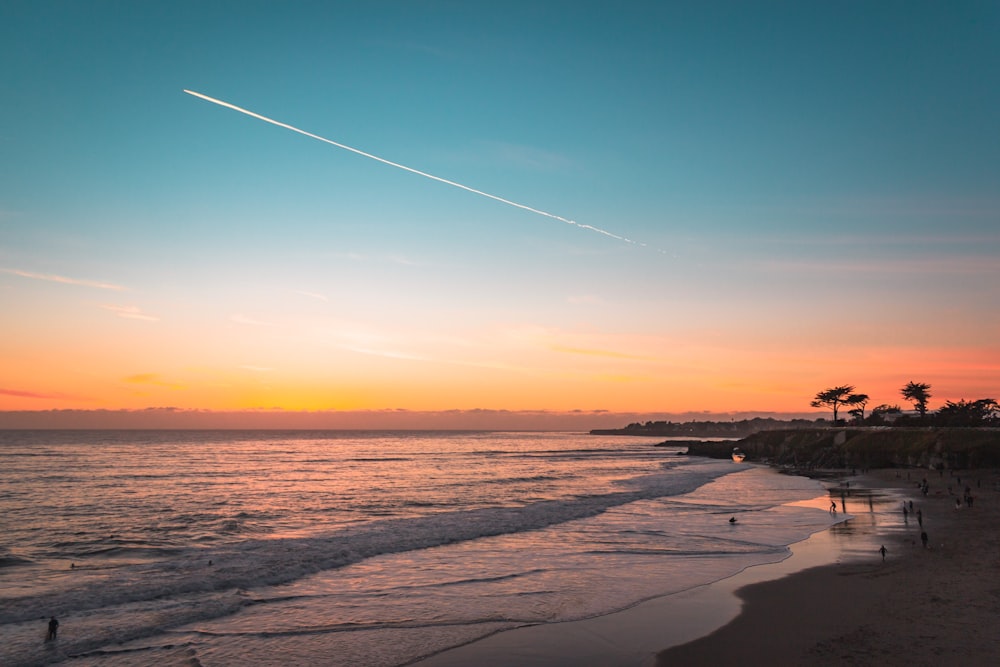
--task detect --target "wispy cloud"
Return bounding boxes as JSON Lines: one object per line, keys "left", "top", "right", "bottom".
{"left": 759, "top": 255, "right": 1000, "bottom": 276}
{"left": 326, "top": 251, "right": 423, "bottom": 266}
{"left": 594, "top": 373, "right": 654, "bottom": 383}
{"left": 123, "top": 373, "right": 184, "bottom": 389}
{"left": 760, "top": 231, "right": 1000, "bottom": 249}
{"left": 373, "top": 38, "right": 455, "bottom": 60}
{"left": 484, "top": 140, "right": 575, "bottom": 172}
{"left": 329, "top": 251, "right": 369, "bottom": 262}
{"left": 384, "top": 254, "right": 422, "bottom": 267}
{"left": 1, "top": 268, "right": 125, "bottom": 291}
{"left": 0, "top": 388, "right": 86, "bottom": 400}
{"left": 567, "top": 294, "right": 604, "bottom": 305}
{"left": 230, "top": 314, "right": 277, "bottom": 327}
{"left": 550, "top": 344, "right": 659, "bottom": 362}
{"left": 341, "top": 346, "right": 429, "bottom": 361}
{"left": 100, "top": 304, "right": 159, "bottom": 321}
{"left": 728, "top": 195, "right": 1000, "bottom": 221}
{"left": 329, "top": 327, "right": 443, "bottom": 364}
{"left": 292, "top": 290, "right": 328, "bottom": 302}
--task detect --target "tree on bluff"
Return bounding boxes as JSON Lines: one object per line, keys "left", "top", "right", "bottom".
{"left": 811, "top": 385, "right": 856, "bottom": 423}
{"left": 933, "top": 398, "right": 999, "bottom": 426}
{"left": 901, "top": 381, "right": 932, "bottom": 417}
{"left": 845, "top": 393, "right": 870, "bottom": 422}
{"left": 867, "top": 404, "right": 902, "bottom": 425}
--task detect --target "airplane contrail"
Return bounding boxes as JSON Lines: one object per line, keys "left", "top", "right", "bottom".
{"left": 184, "top": 89, "right": 660, "bottom": 251}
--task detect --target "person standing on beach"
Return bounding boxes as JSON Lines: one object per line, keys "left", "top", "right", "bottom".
{"left": 879, "top": 545, "right": 887, "bottom": 561}
{"left": 917, "top": 508, "right": 923, "bottom": 526}
{"left": 46, "top": 616, "right": 58, "bottom": 641}
{"left": 921, "top": 531, "right": 929, "bottom": 548}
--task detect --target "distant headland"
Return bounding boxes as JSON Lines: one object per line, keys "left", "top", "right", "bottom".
{"left": 590, "top": 418, "right": 820, "bottom": 439}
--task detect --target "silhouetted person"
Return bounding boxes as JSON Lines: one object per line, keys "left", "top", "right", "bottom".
{"left": 830, "top": 501, "right": 837, "bottom": 513}
{"left": 921, "top": 531, "right": 929, "bottom": 548}
{"left": 46, "top": 616, "right": 58, "bottom": 641}
{"left": 879, "top": 545, "right": 887, "bottom": 561}
{"left": 917, "top": 508, "right": 923, "bottom": 526}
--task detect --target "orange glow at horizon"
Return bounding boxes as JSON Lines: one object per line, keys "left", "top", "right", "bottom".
{"left": 4, "top": 336, "right": 997, "bottom": 417}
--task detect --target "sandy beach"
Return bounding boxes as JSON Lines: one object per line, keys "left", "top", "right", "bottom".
{"left": 419, "top": 467, "right": 1000, "bottom": 667}
{"left": 658, "top": 467, "right": 1000, "bottom": 666}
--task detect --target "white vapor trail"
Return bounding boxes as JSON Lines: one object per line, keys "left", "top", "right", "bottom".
{"left": 1, "top": 267, "right": 125, "bottom": 291}
{"left": 184, "top": 89, "right": 659, "bottom": 251}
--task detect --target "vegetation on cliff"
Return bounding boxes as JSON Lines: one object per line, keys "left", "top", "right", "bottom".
{"left": 812, "top": 380, "right": 997, "bottom": 428}
{"left": 683, "top": 428, "right": 1000, "bottom": 470}
{"left": 590, "top": 418, "right": 819, "bottom": 438}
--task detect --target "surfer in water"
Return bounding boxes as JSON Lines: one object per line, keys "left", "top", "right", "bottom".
{"left": 729, "top": 516, "right": 737, "bottom": 524}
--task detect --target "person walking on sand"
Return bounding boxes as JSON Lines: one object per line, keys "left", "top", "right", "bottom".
{"left": 46, "top": 616, "right": 59, "bottom": 641}
{"left": 879, "top": 545, "right": 887, "bottom": 561}
{"left": 830, "top": 500, "right": 837, "bottom": 513}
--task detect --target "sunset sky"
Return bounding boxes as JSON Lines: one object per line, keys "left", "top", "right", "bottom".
{"left": 2, "top": 2, "right": 998, "bottom": 428}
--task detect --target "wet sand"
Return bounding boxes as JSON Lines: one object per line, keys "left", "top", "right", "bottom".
{"left": 658, "top": 468, "right": 1000, "bottom": 666}
{"left": 418, "top": 468, "right": 1000, "bottom": 666}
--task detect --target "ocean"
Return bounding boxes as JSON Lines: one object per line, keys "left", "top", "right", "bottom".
{"left": 0, "top": 430, "right": 844, "bottom": 666}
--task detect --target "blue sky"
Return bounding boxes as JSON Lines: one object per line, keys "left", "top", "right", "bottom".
{"left": 1, "top": 1, "right": 998, "bottom": 425}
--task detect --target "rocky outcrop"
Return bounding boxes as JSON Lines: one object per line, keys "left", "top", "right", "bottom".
{"left": 680, "top": 428, "right": 1000, "bottom": 470}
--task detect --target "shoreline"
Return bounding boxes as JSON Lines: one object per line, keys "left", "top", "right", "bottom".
{"left": 411, "top": 470, "right": 902, "bottom": 667}
{"left": 416, "top": 467, "right": 1000, "bottom": 666}
{"left": 657, "top": 467, "right": 1000, "bottom": 665}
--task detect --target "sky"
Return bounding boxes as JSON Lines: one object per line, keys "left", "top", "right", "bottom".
{"left": 1, "top": 1, "right": 998, "bottom": 429}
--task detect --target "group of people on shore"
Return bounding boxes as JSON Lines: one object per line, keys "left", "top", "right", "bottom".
{"left": 902, "top": 497, "right": 931, "bottom": 549}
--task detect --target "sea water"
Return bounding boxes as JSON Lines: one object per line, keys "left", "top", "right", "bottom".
{"left": 0, "top": 431, "right": 840, "bottom": 666}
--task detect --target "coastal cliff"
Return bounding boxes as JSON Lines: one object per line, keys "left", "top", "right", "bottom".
{"left": 591, "top": 418, "right": 818, "bottom": 439}
{"left": 681, "top": 428, "right": 1000, "bottom": 470}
